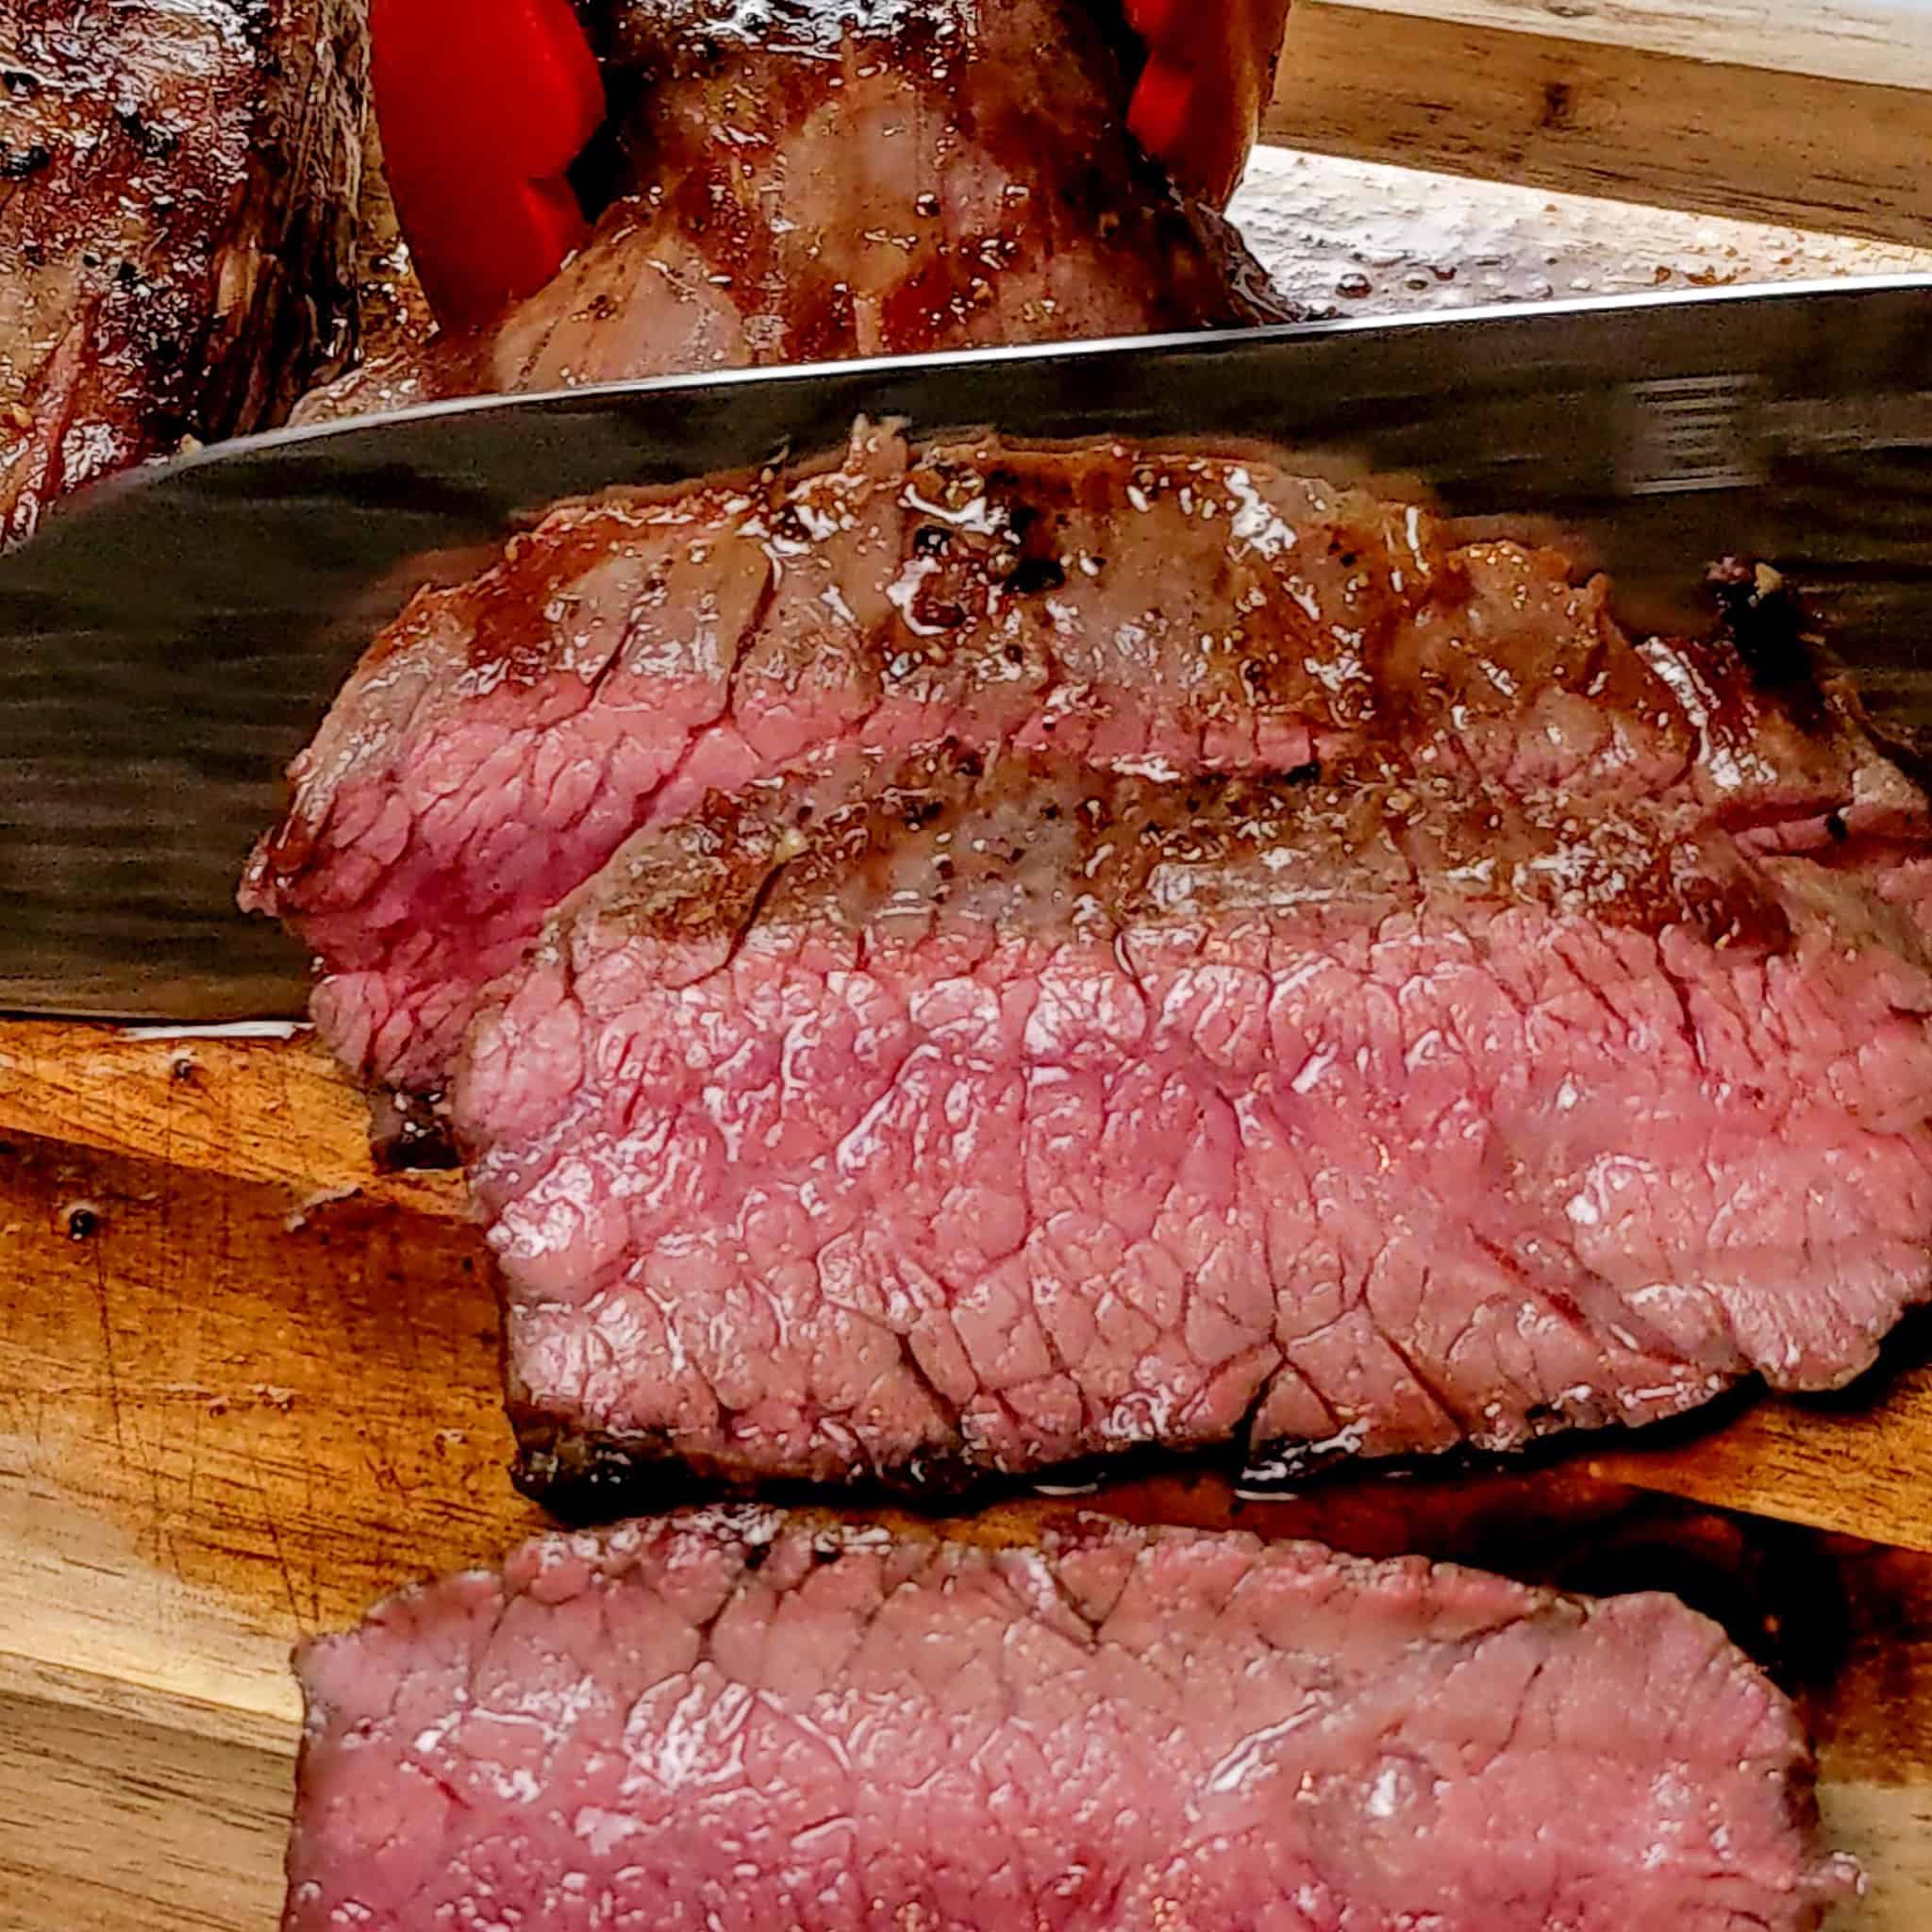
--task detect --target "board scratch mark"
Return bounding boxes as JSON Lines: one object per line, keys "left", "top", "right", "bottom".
{"left": 253, "top": 1452, "right": 307, "bottom": 1641}
{"left": 134, "top": 1152, "right": 170, "bottom": 1566}
{"left": 288, "top": 1214, "right": 325, "bottom": 1634}
{"left": 88, "top": 1232, "right": 125, "bottom": 1465}
{"left": 164, "top": 1146, "right": 204, "bottom": 1521}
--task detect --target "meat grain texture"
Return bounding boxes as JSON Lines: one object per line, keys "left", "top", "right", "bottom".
{"left": 283, "top": 1508, "right": 1857, "bottom": 1932}
{"left": 244, "top": 430, "right": 1932, "bottom": 1495}
{"left": 0, "top": 0, "right": 368, "bottom": 548}
{"left": 293, "top": 0, "right": 1288, "bottom": 423}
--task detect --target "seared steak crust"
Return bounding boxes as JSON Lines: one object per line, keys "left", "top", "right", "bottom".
{"left": 293, "top": 0, "right": 1288, "bottom": 423}
{"left": 0, "top": 0, "right": 367, "bottom": 547}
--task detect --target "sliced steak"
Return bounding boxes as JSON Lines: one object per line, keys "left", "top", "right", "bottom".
{"left": 0, "top": 0, "right": 367, "bottom": 548}
{"left": 246, "top": 428, "right": 1892, "bottom": 1096}
{"left": 283, "top": 1508, "right": 1857, "bottom": 1932}
{"left": 453, "top": 730, "right": 1932, "bottom": 1495}
{"left": 292, "top": 0, "right": 1288, "bottom": 425}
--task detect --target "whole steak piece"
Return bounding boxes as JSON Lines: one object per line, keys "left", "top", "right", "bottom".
{"left": 243, "top": 427, "right": 1765, "bottom": 1096}
{"left": 293, "top": 0, "right": 1289, "bottom": 423}
{"left": 0, "top": 0, "right": 368, "bottom": 549}
{"left": 283, "top": 1508, "right": 1857, "bottom": 1932}
{"left": 249, "top": 436, "right": 1453, "bottom": 1097}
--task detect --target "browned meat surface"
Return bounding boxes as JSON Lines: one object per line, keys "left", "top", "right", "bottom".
{"left": 0, "top": 1, "right": 369, "bottom": 549}
{"left": 243, "top": 425, "right": 1920, "bottom": 1103}
{"left": 295, "top": 0, "right": 1289, "bottom": 424}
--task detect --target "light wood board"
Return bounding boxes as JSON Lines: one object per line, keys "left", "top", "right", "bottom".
{"left": 1326, "top": 0, "right": 1932, "bottom": 92}
{"left": 1269, "top": 1, "right": 1932, "bottom": 243}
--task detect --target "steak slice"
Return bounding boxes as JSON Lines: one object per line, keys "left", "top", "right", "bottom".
{"left": 283, "top": 1507, "right": 1857, "bottom": 1932}
{"left": 453, "top": 737, "right": 1932, "bottom": 1495}
{"left": 0, "top": 0, "right": 367, "bottom": 549}
{"left": 246, "top": 428, "right": 1891, "bottom": 1097}
{"left": 292, "top": 0, "right": 1288, "bottom": 425}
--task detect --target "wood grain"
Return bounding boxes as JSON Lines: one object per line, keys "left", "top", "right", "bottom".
{"left": 1592, "top": 1355, "right": 1932, "bottom": 1555}
{"left": 0, "top": 1670, "right": 289, "bottom": 1932}
{"left": 0, "top": 1133, "right": 532, "bottom": 1736}
{"left": 1268, "top": 2, "right": 1932, "bottom": 244}
{"left": 0, "top": 1128, "right": 526, "bottom": 1928}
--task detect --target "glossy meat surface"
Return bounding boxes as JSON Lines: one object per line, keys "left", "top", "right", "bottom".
{"left": 458, "top": 739, "right": 1932, "bottom": 1493}
{"left": 0, "top": 0, "right": 367, "bottom": 547}
{"left": 293, "top": 0, "right": 1288, "bottom": 423}
{"left": 284, "top": 1508, "right": 1855, "bottom": 1932}
{"left": 243, "top": 426, "right": 1918, "bottom": 1098}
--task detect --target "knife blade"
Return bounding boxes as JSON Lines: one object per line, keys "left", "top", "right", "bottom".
{"left": 3, "top": 275, "right": 1929, "bottom": 1021}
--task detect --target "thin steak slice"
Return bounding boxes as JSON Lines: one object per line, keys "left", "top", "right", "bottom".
{"left": 243, "top": 428, "right": 1889, "bottom": 1096}
{"left": 283, "top": 1508, "right": 1857, "bottom": 1931}
{"left": 454, "top": 733, "right": 1932, "bottom": 1497}
{"left": 0, "top": 0, "right": 367, "bottom": 548}
{"left": 291, "top": 0, "right": 1288, "bottom": 425}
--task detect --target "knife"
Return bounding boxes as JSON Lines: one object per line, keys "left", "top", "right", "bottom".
{"left": 3, "top": 274, "right": 1930, "bottom": 1022}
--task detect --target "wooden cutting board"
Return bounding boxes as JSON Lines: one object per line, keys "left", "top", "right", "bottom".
{"left": 3, "top": 1024, "right": 1932, "bottom": 1930}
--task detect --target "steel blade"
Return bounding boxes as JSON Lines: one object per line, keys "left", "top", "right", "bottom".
{"left": 3, "top": 275, "right": 1928, "bottom": 1018}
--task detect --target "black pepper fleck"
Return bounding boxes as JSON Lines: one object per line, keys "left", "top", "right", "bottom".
{"left": 115, "top": 109, "right": 178, "bottom": 158}
{"left": 1008, "top": 556, "right": 1066, "bottom": 596}
{"left": 0, "top": 142, "right": 53, "bottom": 180}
